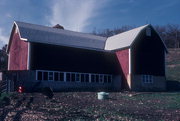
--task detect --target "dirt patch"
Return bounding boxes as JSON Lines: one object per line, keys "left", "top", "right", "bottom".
{"left": 0, "top": 92, "right": 180, "bottom": 121}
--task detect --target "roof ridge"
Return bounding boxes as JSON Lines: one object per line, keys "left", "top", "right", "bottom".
{"left": 107, "top": 24, "right": 149, "bottom": 39}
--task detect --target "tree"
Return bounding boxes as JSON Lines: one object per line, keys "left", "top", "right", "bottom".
{"left": 0, "top": 44, "right": 8, "bottom": 71}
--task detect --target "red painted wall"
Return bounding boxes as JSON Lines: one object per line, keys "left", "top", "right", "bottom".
{"left": 115, "top": 49, "right": 129, "bottom": 80}
{"left": 8, "top": 30, "right": 28, "bottom": 70}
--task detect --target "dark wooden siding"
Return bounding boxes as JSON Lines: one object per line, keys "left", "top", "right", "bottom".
{"left": 30, "top": 43, "right": 120, "bottom": 74}
{"left": 131, "top": 27, "right": 165, "bottom": 76}
{"left": 8, "top": 31, "right": 28, "bottom": 70}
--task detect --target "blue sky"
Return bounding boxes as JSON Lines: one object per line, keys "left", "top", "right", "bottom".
{"left": 0, "top": 0, "right": 180, "bottom": 48}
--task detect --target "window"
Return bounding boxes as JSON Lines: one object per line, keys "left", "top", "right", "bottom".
{"left": 54, "top": 72, "right": 59, "bottom": 81}
{"left": 99, "top": 75, "right": 104, "bottom": 83}
{"left": 75, "top": 74, "right": 80, "bottom": 82}
{"left": 37, "top": 71, "right": 43, "bottom": 80}
{"left": 104, "top": 75, "right": 108, "bottom": 83}
{"left": 43, "top": 72, "right": 48, "bottom": 81}
{"left": 95, "top": 75, "right": 99, "bottom": 83}
{"left": 66, "top": 73, "right": 71, "bottom": 82}
{"left": 71, "top": 73, "right": 75, "bottom": 82}
{"left": 59, "top": 73, "right": 64, "bottom": 81}
{"left": 108, "top": 75, "right": 112, "bottom": 83}
{"left": 146, "top": 27, "right": 151, "bottom": 36}
{"left": 91, "top": 75, "right": 95, "bottom": 83}
{"left": 81, "top": 74, "right": 85, "bottom": 82}
{"left": 142, "top": 75, "right": 153, "bottom": 83}
{"left": 48, "top": 72, "right": 53, "bottom": 80}
{"left": 85, "top": 74, "right": 89, "bottom": 82}
{"left": 36, "top": 70, "right": 113, "bottom": 84}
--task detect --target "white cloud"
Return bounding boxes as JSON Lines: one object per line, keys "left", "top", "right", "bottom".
{"left": 49, "top": 0, "right": 106, "bottom": 32}
{"left": 0, "top": 28, "right": 8, "bottom": 48}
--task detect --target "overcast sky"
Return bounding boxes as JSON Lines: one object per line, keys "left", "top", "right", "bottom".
{"left": 0, "top": 0, "right": 180, "bottom": 48}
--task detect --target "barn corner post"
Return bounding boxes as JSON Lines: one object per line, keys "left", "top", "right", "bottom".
{"left": 127, "top": 48, "right": 132, "bottom": 90}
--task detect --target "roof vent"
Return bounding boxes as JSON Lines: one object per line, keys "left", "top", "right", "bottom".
{"left": 53, "top": 24, "right": 64, "bottom": 29}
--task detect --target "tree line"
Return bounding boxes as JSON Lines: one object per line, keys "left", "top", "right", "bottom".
{"left": 0, "top": 45, "right": 8, "bottom": 71}
{"left": 92, "top": 24, "right": 180, "bottom": 48}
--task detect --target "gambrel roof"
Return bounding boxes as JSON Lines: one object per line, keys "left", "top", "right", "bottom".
{"left": 14, "top": 21, "right": 107, "bottom": 51}
{"left": 7, "top": 21, "right": 167, "bottom": 53}
{"left": 105, "top": 25, "right": 149, "bottom": 50}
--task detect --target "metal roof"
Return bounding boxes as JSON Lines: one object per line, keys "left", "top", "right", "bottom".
{"left": 105, "top": 24, "right": 149, "bottom": 50}
{"left": 15, "top": 21, "right": 107, "bottom": 51}
{"left": 8, "top": 21, "right": 167, "bottom": 52}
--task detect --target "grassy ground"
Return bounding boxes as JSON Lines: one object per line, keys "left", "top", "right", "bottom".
{"left": 166, "top": 48, "right": 180, "bottom": 81}
{"left": 0, "top": 92, "right": 180, "bottom": 121}
{"left": 0, "top": 92, "right": 10, "bottom": 101}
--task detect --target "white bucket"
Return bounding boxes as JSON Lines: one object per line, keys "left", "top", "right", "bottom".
{"left": 97, "top": 92, "right": 109, "bottom": 100}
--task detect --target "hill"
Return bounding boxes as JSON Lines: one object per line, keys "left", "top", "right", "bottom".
{"left": 166, "top": 48, "right": 180, "bottom": 81}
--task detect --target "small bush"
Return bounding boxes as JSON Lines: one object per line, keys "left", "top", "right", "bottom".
{"left": 41, "top": 87, "right": 54, "bottom": 99}
{"left": 2, "top": 96, "right": 11, "bottom": 106}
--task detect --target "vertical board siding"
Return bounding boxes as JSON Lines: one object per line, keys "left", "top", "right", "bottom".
{"left": 8, "top": 31, "right": 28, "bottom": 70}
{"left": 115, "top": 49, "right": 129, "bottom": 80}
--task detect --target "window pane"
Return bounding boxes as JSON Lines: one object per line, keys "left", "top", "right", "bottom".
{"left": 43, "top": 72, "right": 48, "bottom": 81}
{"left": 71, "top": 73, "right": 75, "bottom": 82}
{"left": 104, "top": 75, "right": 108, "bottom": 83}
{"left": 81, "top": 74, "right": 85, "bottom": 82}
{"left": 49, "top": 72, "right": 53, "bottom": 80}
{"left": 60, "top": 73, "right": 64, "bottom": 81}
{"left": 91, "top": 75, "right": 95, "bottom": 83}
{"left": 54, "top": 72, "right": 59, "bottom": 81}
{"left": 108, "top": 75, "right": 111, "bottom": 83}
{"left": 85, "top": 74, "right": 89, "bottom": 82}
{"left": 95, "top": 75, "right": 99, "bottom": 83}
{"left": 99, "top": 75, "right": 103, "bottom": 83}
{"left": 75, "top": 74, "right": 80, "bottom": 82}
{"left": 66, "top": 73, "right": 71, "bottom": 82}
{"left": 37, "top": 71, "right": 42, "bottom": 80}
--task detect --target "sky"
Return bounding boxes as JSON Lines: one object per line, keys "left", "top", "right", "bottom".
{"left": 0, "top": 0, "right": 180, "bottom": 48}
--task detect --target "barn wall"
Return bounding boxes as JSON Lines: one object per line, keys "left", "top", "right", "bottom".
{"left": 115, "top": 49, "right": 130, "bottom": 89}
{"left": 131, "top": 26, "right": 165, "bottom": 76}
{"left": 8, "top": 30, "right": 28, "bottom": 70}
{"left": 1, "top": 70, "right": 121, "bottom": 92}
{"left": 30, "top": 42, "right": 120, "bottom": 74}
{"left": 131, "top": 75, "right": 166, "bottom": 91}
{"left": 115, "top": 49, "right": 129, "bottom": 79}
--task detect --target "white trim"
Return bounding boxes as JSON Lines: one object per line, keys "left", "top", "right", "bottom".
{"left": 14, "top": 22, "right": 28, "bottom": 41}
{"left": 35, "top": 70, "right": 113, "bottom": 84}
{"left": 27, "top": 42, "right": 31, "bottom": 70}
{"left": 129, "top": 48, "right": 131, "bottom": 74}
{"left": 89, "top": 74, "right": 91, "bottom": 83}
{"left": 48, "top": 72, "right": 54, "bottom": 81}
{"left": 7, "top": 54, "right": 10, "bottom": 70}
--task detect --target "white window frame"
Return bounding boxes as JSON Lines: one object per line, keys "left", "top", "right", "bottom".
{"left": 142, "top": 75, "right": 153, "bottom": 83}
{"left": 75, "top": 73, "right": 81, "bottom": 82}
{"left": 99, "top": 74, "right": 104, "bottom": 83}
{"left": 36, "top": 70, "right": 113, "bottom": 84}
{"left": 48, "top": 72, "right": 54, "bottom": 81}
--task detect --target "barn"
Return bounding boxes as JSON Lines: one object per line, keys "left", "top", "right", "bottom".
{"left": 0, "top": 21, "right": 167, "bottom": 92}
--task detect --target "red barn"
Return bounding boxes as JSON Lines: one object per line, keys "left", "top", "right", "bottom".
{"left": 2, "top": 21, "right": 167, "bottom": 92}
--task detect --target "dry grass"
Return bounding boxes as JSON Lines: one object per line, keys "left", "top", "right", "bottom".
{"left": 0, "top": 92, "right": 180, "bottom": 121}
